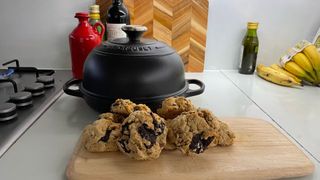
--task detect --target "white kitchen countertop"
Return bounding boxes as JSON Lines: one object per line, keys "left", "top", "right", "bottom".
{"left": 0, "top": 70, "right": 319, "bottom": 179}
{"left": 222, "top": 70, "right": 320, "bottom": 162}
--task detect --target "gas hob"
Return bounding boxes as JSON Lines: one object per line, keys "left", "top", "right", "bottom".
{"left": 0, "top": 60, "right": 72, "bottom": 157}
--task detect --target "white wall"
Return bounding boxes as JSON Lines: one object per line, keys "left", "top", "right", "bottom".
{"left": 0, "top": 0, "right": 320, "bottom": 70}
{"left": 205, "top": 0, "right": 320, "bottom": 70}
{"left": 0, "top": 0, "right": 94, "bottom": 69}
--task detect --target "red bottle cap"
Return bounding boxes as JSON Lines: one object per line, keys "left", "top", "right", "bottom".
{"left": 75, "top": 12, "right": 89, "bottom": 18}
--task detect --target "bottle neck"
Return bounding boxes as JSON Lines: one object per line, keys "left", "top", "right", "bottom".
{"left": 112, "top": 0, "right": 123, "bottom": 5}
{"left": 246, "top": 29, "right": 257, "bottom": 37}
{"left": 78, "top": 17, "right": 90, "bottom": 26}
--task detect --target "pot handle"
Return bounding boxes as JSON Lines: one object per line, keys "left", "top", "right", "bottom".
{"left": 63, "top": 78, "right": 83, "bottom": 98}
{"left": 184, "top": 79, "right": 205, "bottom": 97}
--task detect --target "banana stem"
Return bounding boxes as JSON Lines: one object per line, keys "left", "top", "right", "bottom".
{"left": 304, "top": 74, "right": 316, "bottom": 83}
{"left": 316, "top": 70, "right": 320, "bottom": 81}
{"left": 309, "top": 71, "right": 318, "bottom": 81}
{"left": 301, "top": 79, "right": 313, "bottom": 86}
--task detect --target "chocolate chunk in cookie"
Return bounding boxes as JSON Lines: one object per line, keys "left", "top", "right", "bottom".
{"left": 117, "top": 111, "right": 168, "bottom": 160}
{"left": 138, "top": 123, "right": 157, "bottom": 149}
{"left": 99, "top": 129, "right": 112, "bottom": 142}
{"left": 82, "top": 119, "right": 121, "bottom": 152}
{"left": 118, "top": 139, "right": 131, "bottom": 153}
{"left": 189, "top": 132, "right": 214, "bottom": 154}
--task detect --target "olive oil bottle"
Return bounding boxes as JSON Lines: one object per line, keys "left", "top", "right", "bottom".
{"left": 239, "top": 22, "right": 259, "bottom": 74}
{"left": 89, "top": 5, "right": 103, "bottom": 36}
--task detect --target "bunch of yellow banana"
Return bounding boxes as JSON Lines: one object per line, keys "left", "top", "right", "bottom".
{"left": 283, "top": 44, "right": 320, "bottom": 85}
{"left": 303, "top": 45, "right": 320, "bottom": 80}
{"left": 270, "top": 64, "right": 302, "bottom": 84}
{"left": 257, "top": 64, "right": 301, "bottom": 87}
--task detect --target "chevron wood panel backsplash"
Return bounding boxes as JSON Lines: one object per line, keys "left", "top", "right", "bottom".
{"left": 154, "top": 0, "right": 192, "bottom": 69}
{"left": 189, "top": 0, "right": 209, "bottom": 72}
{"left": 125, "top": 0, "right": 154, "bottom": 38}
{"left": 96, "top": 0, "right": 209, "bottom": 72}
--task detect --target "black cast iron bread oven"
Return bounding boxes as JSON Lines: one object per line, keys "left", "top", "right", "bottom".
{"left": 63, "top": 25, "right": 205, "bottom": 112}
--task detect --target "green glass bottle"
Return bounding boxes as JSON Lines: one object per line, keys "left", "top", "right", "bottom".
{"left": 89, "top": 5, "right": 104, "bottom": 38}
{"left": 239, "top": 22, "right": 259, "bottom": 74}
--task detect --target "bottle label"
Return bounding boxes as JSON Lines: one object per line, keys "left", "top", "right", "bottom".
{"left": 255, "top": 46, "right": 259, "bottom": 53}
{"left": 106, "top": 23, "right": 127, "bottom": 40}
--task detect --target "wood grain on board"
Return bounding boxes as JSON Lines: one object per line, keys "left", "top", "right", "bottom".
{"left": 96, "top": 0, "right": 209, "bottom": 72}
{"left": 66, "top": 118, "right": 314, "bottom": 180}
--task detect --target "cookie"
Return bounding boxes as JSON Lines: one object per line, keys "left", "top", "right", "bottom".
{"left": 117, "top": 111, "right": 168, "bottom": 160}
{"left": 99, "top": 112, "right": 125, "bottom": 123}
{"left": 157, "top": 97, "right": 195, "bottom": 119}
{"left": 166, "top": 111, "right": 216, "bottom": 155}
{"left": 111, "top": 99, "right": 136, "bottom": 116}
{"left": 197, "top": 109, "right": 235, "bottom": 146}
{"left": 111, "top": 99, "right": 152, "bottom": 117}
{"left": 82, "top": 118, "right": 121, "bottom": 152}
{"left": 215, "top": 121, "right": 235, "bottom": 146}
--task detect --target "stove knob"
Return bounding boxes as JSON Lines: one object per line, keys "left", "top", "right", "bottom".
{"left": 37, "top": 76, "right": 55, "bottom": 88}
{"left": 0, "top": 103, "right": 17, "bottom": 122}
{"left": 24, "top": 83, "right": 45, "bottom": 97}
{"left": 9, "top": 91, "right": 33, "bottom": 108}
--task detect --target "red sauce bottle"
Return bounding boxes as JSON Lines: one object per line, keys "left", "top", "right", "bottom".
{"left": 69, "top": 12, "right": 105, "bottom": 79}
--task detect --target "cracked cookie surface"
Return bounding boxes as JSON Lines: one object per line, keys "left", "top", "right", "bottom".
{"left": 82, "top": 119, "right": 121, "bottom": 152}
{"left": 157, "top": 97, "right": 195, "bottom": 119}
{"left": 111, "top": 99, "right": 137, "bottom": 116}
{"left": 134, "top": 104, "right": 151, "bottom": 113}
{"left": 99, "top": 112, "right": 126, "bottom": 123}
{"left": 197, "top": 109, "right": 235, "bottom": 146}
{"left": 117, "top": 111, "right": 168, "bottom": 160}
{"left": 111, "top": 99, "right": 152, "bottom": 118}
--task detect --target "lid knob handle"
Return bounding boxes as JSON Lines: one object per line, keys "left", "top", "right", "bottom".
{"left": 121, "top": 25, "right": 147, "bottom": 42}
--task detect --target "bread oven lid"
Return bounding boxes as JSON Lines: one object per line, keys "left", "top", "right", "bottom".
{"left": 94, "top": 25, "right": 175, "bottom": 56}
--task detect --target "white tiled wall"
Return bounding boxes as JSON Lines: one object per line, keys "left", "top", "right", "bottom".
{"left": 0, "top": 0, "right": 319, "bottom": 70}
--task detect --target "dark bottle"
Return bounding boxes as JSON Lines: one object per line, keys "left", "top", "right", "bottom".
{"left": 239, "top": 22, "right": 259, "bottom": 74}
{"left": 106, "top": 0, "right": 131, "bottom": 40}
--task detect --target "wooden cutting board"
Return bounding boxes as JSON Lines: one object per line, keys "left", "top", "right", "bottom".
{"left": 66, "top": 118, "right": 314, "bottom": 180}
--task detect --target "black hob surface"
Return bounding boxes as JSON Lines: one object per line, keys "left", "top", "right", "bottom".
{"left": 0, "top": 70, "right": 72, "bottom": 157}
